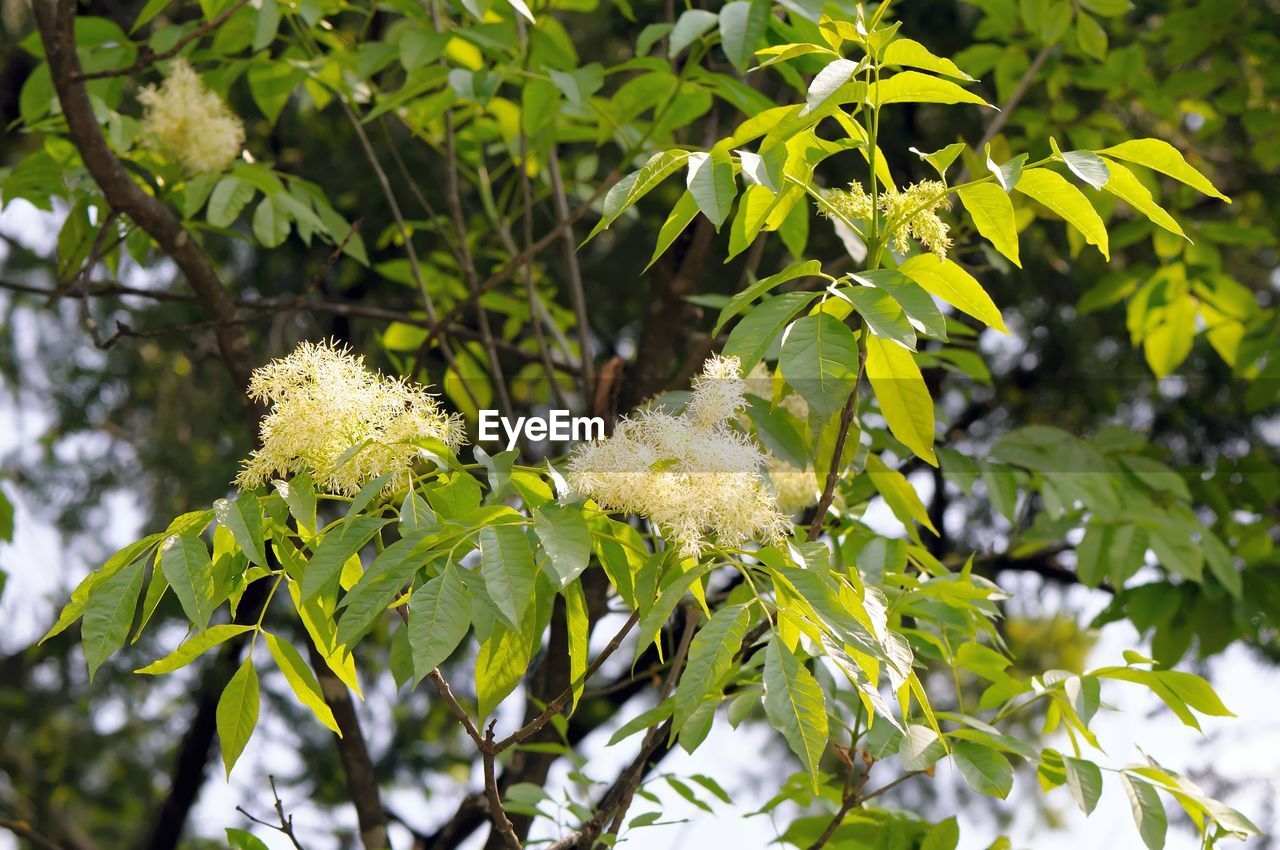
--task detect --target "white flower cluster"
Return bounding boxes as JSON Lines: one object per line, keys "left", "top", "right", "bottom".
{"left": 745, "top": 364, "right": 821, "bottom": 516}
{"left": 568, "top": 355, "right": 790, "bottom": 557}
{"left": 139, "top": 60, "right": 245, "bottom": 174}
{"left": 236, "top": 340, "right": 464, "bottom": 496}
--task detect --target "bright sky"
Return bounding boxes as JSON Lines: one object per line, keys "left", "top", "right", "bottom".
{"left": 1, "top": 202, "right": 1274, "bottom": 850}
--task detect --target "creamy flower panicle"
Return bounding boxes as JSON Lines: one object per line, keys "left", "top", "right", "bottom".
{"left": 138, "top": 60, "right": 245, "bottom": 174}
{"left": 567, "top": 355, "right": 791, "bottom": 557}
{"left": 236, "top": 340, "right": 464, "bottom": 496}
{"left": 823, "top": 179, "right": 953, "bottom": 258}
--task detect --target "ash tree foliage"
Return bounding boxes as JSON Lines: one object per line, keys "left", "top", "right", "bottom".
{"left": 1, "top": 0, "right": 1276, "bottom": 849}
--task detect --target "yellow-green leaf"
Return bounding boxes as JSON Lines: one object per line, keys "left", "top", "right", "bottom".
{"left": 898, "top": 253, "right": 1007, "bottom": 332}
{"left": 1100, "top": 158, "right": 1186, "bottom": 239}
{"left": 1099, "top": 138, "right": 1230, "bottom": 203}
{"left": 137, "top": 624, "right": 254, "bottom": 675}
{"left": 864, "top": 335, "right": 937, "bottom": 466}
{"left": 217, "top": 658, "right": 259, "bottom": 777}
{"left": 881, "top": 38, "right": 974, "bottom": 80}
{"left": 867, "top": 454, "right": 939, "bottom": 534}
{"left": 264, "top": 632, "right": 341, "bottom": 734}
{"left": 867, "top": 70, "right": 991, "bottom": 108}
{"left": 1015, "top": 169, "right": 1109, "bottom": 260}
{"left": 957, "top": 182, "right": 1021, "bottom": 267}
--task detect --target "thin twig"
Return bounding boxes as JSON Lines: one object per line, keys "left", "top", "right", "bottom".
{"left": 548, "top": 147, "right": 595, "bottom": 394}
{"left": 494, "top": 610, "right": 640, "bottom": 752}
{"left": 75, "top": 0, "right": 253, "bottom": 81}
{"left": 235, "top": 775, "right": 308, "bottom": 850}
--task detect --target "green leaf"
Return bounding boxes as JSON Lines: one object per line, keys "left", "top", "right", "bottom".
{"left": 226, "top": 828, "right": 271, "bottom": 850}
{"left": 1121, "top": 773, "right": 1168, "bottom": 850}
{"left": 1100, "top": 159, "right": 1185, "bottom": 238}
{"left": 82, "top": 559, "right": 145, "bottom": 680}
{"left": 1201, "top": 529, "right": 1242, "bottom": 599}
{"left": 217, "top": 658, "right": 259, "bottom": 776}
{"left": 718, "top": 0, "right": 768, "bottom": 73}
{"left": 264, "top": 632, "right": 340, "bottom": 734}
{"left": 985, "top": 146, "right": 1027, "bottom": 191}
{"left": 533, "top": 504, "right": 591, "bottom": 588}
{"left": 852, "top": 269, "right": 948, "bottom": 342}
{"left": 276, "top": 471, "right": 317, "bottom": 534}
{"left": 957, "top": 182, "right": 1021, "bottom": 267}
{"left": 608, "top": 700, "right": 673, "bottom": 746}
{"left": 251, "top": 197, "right": 289, "bottom": 248}
{"left": 954, "top": 743, "right": 1013, "bottom": 798}
{"left": 645, "top": 191, "right": 700, "bottom": 271}
{"left": 674, "top": 604, "right": 750, "bottom": 749}
{"left": 762, "top": 639, "right": 828, "bottom": 791}
{"left": 838, "top": 285, "right": 916, "bottom": 349}
{"left": 899, "top": 723, "right": 946, "bottom": 771}
{"left": 668, "top": 8, "right": 718, "bottom": 57}
{"left": 868, "top": 453, "right": 939, "bottom": 535}
{"left": 564, "top": 578, "right": 589, "bottom": 711}
{"left": 1099, "top": 139, "right": 1230, "bottom": 203}
{"left": 247, "top": 60, "right": 302, "bottom": 124}
{"left": 300, "top": 517, "right": 388, "bottom": 603}
{"left": 779, "top": 313, "right": 859, "bottom": 420}
{"left": 137, "top": 624, "right": 254, "bottom": 674}
{"left": 503, "top": 0, "right": 535, "bottom": 23}
{"left": 722, "top": 291, "right": 820, "bottom": 373}
{"left": 399, "top": 491, "right": 436, "bottom": 537}
{"left": 898, "top": 254, "right": 1007, "bottom": 332}
{"left": 1065, "top": 756, "right": 1103, "bottom": 815}
{"left": 1051, "top": 139, "right": 1110, "bottom": 189}
{"left": 476, "top": 618, "right": 533, "bottom": 718}
{"left": 1142, "top": 294, "right": 1196, "bottom": 378}
{"left": 714, "top": 260, "right": 823, "bottom": 336}
{"left": 160, "top": 534, "right": 216, "bottom": 631}
{"left": 867, "top": 70, "right": 991, "bottom": 107}
{"left": 207, "top": 177, "right": 254, "bottom": 228}
{"left": 865, "top": 336, "right": 937, "bottom": 466}
{"left": 42, "top": 536, "right": 163, "bottom": 644}
{"left": 409, "top": 563, "right": 472, "bottom": 682}
{"left": 345, "top": 473, "right": 395, "bottom": 524}
{"left": 882, "top": 38, "right": 973, "bottom": 80}
{"left": 132, "top": 0, "right": 174, "bottom": 31}
{"left": 586, "top": 150, "right": 691, "bottom": 241}
{"left": 910, "top": 143, "right": 966, "bottom": 181}
{"left": 805, "top": 58, "right": 862, "bottom": 113}
{"left": 633, "top": 563, "right": 714, "bottom": 664}
{"left": 478, "top": 525, "right": 536, "bottom": 628}
{"left": 214, "top": 493, "right": 267, "bottom": 567}
{"left": 686, "top": 146, "right": 737, "bottom": 229}
{"left": 252, "top": 0, "right": 280, "bottom": 52}
{"left": 921, "top": 817, "right": 959, "bottom": 850}
{"left": 337, "top": 534, "right": 430, "bottom": 646}
{"left": 1015, "top": 168, "right": 1110, "bottom": 259}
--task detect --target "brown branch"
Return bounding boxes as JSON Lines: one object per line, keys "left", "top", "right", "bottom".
{"left": 494, "top": 610, "right": 640, "bottom": 753}
{"left": 976, "top": 43, "right": 1054, "bottom": 151}
{"left": 481, "top": 723, "right": 522, "bottom": 850}
{"left": 0, "top": 818, "right": 68, "bottom": 850}
{"left": 74, "top": 0, "right": 253, "bottom": 81}
{"left": 36, "top": 0, "right": 259, "bottom": 425}
{"left": 807, "top": 381, "right": 861, "bottom": 542}
{"left": 304, "top": 639, "right": 389, "bottom": 850}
